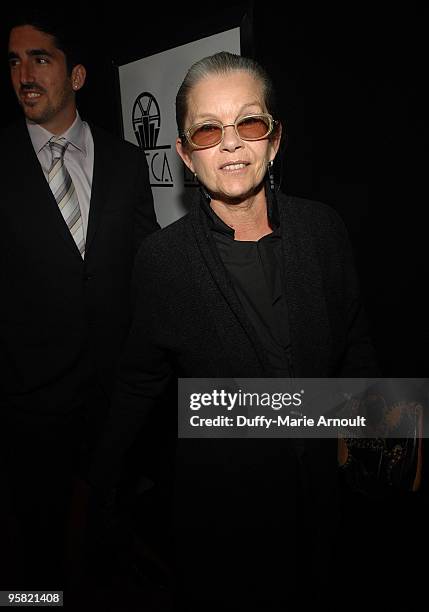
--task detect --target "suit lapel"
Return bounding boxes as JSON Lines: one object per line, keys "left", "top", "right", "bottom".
{"left": 17, "top": 123, "right": 83, "bottom": 261}
{"left": 85, "top": 125, "right": 110, "bottom": 256}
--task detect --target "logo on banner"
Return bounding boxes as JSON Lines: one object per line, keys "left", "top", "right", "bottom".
{"left": 132, "top": 92, "right": 173, "bottom": 187}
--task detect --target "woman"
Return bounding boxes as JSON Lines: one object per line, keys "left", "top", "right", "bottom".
{"left": 92, "top": 52, "right": 378, "bottom": 609}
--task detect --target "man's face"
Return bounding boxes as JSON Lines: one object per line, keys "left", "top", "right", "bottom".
{"left": 8, "top": 25, "right": 79, "bottom": 134}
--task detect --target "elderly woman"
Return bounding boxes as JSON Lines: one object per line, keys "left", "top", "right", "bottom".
{"left": 91, "top": 52, "right": 378, "bottom": 609}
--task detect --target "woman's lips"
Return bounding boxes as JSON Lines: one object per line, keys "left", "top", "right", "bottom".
{"left": 220, "top": 161, "right": 249, "bottom": 172}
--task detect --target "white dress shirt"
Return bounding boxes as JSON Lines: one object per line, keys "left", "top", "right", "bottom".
{"left": 27, "top": 112, "right": 94, "bottom": 241}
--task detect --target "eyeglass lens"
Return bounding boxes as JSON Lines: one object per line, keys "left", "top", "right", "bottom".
{"left": 190, "top": 115, "right": 271, "bottom": 147}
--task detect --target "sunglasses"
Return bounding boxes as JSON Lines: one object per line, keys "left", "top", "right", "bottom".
{"left": 181, "top": 113, "right": 278, "bottom": 149}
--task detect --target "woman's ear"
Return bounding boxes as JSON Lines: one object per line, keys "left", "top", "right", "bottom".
{"left": 176, "top": 138, "right": 194, "bottom": 174}
{"left": 269, "top": 121, "right": 283, "bottom": 160}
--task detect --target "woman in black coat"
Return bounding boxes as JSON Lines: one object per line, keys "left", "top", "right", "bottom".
{"left": 91, "top": 51, "right": 378, "bottom": 610}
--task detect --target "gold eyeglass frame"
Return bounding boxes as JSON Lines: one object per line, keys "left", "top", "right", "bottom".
{"left": 181, "top": 113, "right": 278, "bottom": 149}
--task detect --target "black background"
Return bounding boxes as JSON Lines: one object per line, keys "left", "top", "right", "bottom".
{"left": 2, "top": 2, "right": 427, "bottom": 606}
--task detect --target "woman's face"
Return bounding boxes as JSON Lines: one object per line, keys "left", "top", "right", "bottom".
{"left": 176, "top": 71, "right": 281, "bottom": 203}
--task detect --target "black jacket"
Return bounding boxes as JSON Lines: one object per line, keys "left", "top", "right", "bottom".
{"left": 119, "top": 189, "right": 376, "bottom": 384}
{"left": 0, "top": 119, "right": 158, "bottom": 415}
{"left": 91, "top": 188, "right": 378, "bottom": 484}
{"left": 91, "top": 189, "right": 378, "bottom": 604}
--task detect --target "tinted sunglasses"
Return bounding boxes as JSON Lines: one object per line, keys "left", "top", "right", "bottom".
{"left": 181, "top": 113, "right": 278, "bottom": 149}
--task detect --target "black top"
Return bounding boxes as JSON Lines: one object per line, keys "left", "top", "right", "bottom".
{"left": 199, "top": 186, "right": 292, "bottom": 376}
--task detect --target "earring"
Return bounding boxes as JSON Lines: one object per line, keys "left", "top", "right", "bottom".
{"left": 267, "top": 160, "right": 275, "bottom": 192}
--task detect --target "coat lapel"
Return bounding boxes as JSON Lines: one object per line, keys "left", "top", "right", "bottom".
{"left": 85, "top": 125, "right": 110, "bottom": 256}
{"left": 279, "top": 196, "right": 332, "bottom": 376}
{"left": 188, "top": 200, "right": 270, "bottom": 376}
{"left": 187, "top": 191, "right": 332, "bottom": 378}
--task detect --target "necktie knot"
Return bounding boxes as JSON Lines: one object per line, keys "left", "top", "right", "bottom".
{"left": 49, "top": 138, "right": 69, "bottom": 162}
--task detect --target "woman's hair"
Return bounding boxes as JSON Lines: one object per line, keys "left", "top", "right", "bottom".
{"left": 176, "top": 51, "right": 278, "bottom": 138}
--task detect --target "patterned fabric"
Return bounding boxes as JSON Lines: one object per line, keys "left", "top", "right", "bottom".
{"left": 339, "top": 394, "right": 423, "bottom": 496}
{"left": 48, "top": 138, "right": 85, "bottom": 257}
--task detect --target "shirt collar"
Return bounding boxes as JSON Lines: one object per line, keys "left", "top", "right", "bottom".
{"left": 27, "top": 111, "right": 88, "bottom": 156}
{"left": 199, "top": 177, "right": 281, "bottom": 238}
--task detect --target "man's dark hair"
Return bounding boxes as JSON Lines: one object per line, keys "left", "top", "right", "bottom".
{"left": 7, "top": 10, "right": 86, "bottom": 75}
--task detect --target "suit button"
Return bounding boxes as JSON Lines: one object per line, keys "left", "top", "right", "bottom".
{"left": 84, "top": 274, "right": 93, "bottom": 281}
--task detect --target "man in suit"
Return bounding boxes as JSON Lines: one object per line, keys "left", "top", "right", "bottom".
{"left": 0, "top": 12, "right": 158, "bottom": 588}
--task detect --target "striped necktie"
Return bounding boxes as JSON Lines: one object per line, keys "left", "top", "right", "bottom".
{"left": 48, "top": 138, "right": 85, "bottom": 257}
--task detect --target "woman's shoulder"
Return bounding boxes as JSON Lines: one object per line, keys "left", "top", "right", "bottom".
{"left": 134, "top": 213, "right": 193, "bottom": 269}
{"left": 279, "top": 193, "right": 348, "bottom": 237}
{"left": 141, "top": 213, "right": 191, "bottom": 244}
{"left": 280, "top": 192, "right": 343, "bottom": 221}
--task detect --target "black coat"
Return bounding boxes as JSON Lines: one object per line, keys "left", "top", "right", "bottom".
{"left": 91, "top": 190, "right": 378, "bottom": 605}
{"left": 0, "top": 119, "right": 158, "bottom": 415}
{"left": 117, "top": 189, "right": 377, "bottom": 388}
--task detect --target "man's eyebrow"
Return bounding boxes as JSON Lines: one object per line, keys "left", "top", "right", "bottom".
{"left": 8, "top": 48, "right": 54, "bottom": 60}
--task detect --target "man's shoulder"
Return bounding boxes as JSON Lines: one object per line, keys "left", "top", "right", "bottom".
{"left": 88, "top": 123, "right": 143, "bottom": 157}
{"left": 1, "top": 120, "right": 29, "bottom": 143}
{"left": 0, "top": 122, "right": 34, "bottom": 178}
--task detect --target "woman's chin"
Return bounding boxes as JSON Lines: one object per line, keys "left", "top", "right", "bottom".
{"left": 212, "top": 181, "right": 263, "bottom": 204}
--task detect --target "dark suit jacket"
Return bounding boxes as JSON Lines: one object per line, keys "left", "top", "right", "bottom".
{"left": 0, "top": 119, "right": 159, "bottom": 416}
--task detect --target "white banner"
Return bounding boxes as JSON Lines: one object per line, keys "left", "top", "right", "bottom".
{"left": 118, "top": 28, "right": 241, "bottom": 228}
